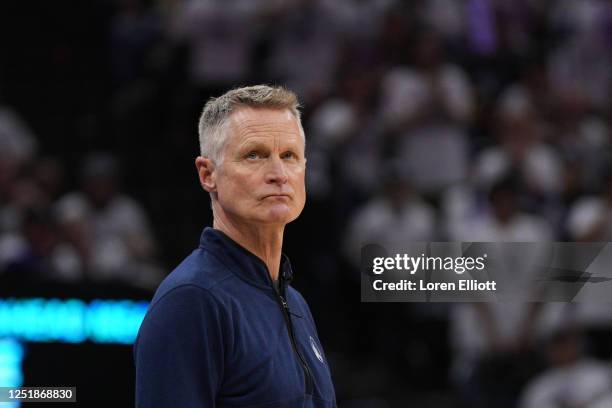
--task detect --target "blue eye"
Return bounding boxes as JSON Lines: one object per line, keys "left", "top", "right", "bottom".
{"left": 246, "top": 151, "right": 259, "bottom": 160}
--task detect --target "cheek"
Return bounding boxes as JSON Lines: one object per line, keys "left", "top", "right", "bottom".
{"left": 217, "top": 170, "right": 253, "bottom": 198}
{"left": 293, "top": 172, "right": 307, "bottom": 205}
{"left": 216, "top": 177, "right": 243, "bottom": 209}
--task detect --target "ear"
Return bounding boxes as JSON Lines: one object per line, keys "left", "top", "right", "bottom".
{"left": 195, "top": 156, "right": 217, "bottom": 193}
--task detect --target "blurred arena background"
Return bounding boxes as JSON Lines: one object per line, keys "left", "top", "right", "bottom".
{"left": 1, "top": 0, "right": 612, "bottom": 406}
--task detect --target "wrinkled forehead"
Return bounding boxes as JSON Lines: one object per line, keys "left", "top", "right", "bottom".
{"left": 230, "top": 106, "right": 296, "bottom": 124}
{"left": 226, "top": 107, "right": 303, "bottom": 146}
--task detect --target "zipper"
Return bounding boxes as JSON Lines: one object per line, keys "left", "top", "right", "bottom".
{"left": 274, "top": 282, "right": 314, "bottom": 396}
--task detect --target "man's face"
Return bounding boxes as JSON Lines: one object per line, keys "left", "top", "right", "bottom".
{"left": 211, "top": 107, "right": 306, "bottom": 226}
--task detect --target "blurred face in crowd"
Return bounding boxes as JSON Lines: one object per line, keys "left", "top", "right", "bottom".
{"left": 84, "top": 177, "right": 117, "bottom": 209}
{"left": 384, "top": 179, "right": 412, "bottom": 212}
{"left": 413, "top": 31, "right": 442, "bottom": 70}
{"left": 547, "top": 332, "right": 582, "bottom": 367}
{"left": 490, "top": 188, "right": 517, "bottom": 224}
{"left": 499, "top": 114, "right": 538, "bottom": 159}
{"left": 198, "top": 107, "right": 306, "bottom": 228}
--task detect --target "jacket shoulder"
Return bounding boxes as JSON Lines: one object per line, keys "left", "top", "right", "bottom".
{"left": 152, "top": 248, "right": 234, "bottom": 304}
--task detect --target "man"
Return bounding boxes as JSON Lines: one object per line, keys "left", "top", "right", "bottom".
{"left": 134, "top": 85, "right": 336, "bottom": 407}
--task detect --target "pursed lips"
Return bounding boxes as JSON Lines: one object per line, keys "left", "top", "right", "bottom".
{"left": 261, "top": 194, "right": 291, "bottom": 200}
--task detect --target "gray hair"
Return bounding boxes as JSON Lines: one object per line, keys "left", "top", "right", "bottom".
{"left": 198, "top": 85, "right": 304, "bottom": 164}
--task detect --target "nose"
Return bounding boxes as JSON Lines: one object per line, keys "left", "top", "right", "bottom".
{"left": 265, "top": 157, "right": 289, "bottom": 186}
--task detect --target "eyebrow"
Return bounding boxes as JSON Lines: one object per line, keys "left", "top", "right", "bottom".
{"left": 237, "top": 138, "right": 302, "bottom": 151}
{"left": 237, "top": 140, "right": 269, "bottom": 152}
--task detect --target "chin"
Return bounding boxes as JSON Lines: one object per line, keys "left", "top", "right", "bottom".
{"left": 259, "top": 205, "right": 296, "bottom": 225}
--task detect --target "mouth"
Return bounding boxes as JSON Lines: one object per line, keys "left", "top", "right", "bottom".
{"left": 262, "top": 194, "right": 291, "bottom": 200}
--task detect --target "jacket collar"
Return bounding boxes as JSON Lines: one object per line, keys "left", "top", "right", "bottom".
{"left": 199, "top": 227, "right": 293, "bottom": 291}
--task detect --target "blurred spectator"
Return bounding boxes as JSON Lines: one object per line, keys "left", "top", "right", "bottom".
{"left": 0, "top": 105, "right": 37, "bottom": 171}
{"left": 381, "top": 29, "right": 474, "bottom": 195}
{"left": 2, "top": 208, "right": 81, "bottom": 283}
{"left": 567, "top": 168, "right": 612, "bottom": 242}
{"left": 0, "top": 155, "right": 66, "bottom": 274}
{"left": 474, "top": 93, "right": 562, "bottom": 198}
{"left": 264, "top": 0, "right": 341, "bottom": 103}
{"left": 322, "top": 0, "right": 396, "bottom": 42}
{"left": 0, "top": 105, "right": 42, "bottom": 272}
{"left": 169, "top": 0, "right": 260, "bottom": 91}
{"left": 499, "top": 59, "right": 555, "bottom": 123}
{"left": 520, "top": 329, "right": 612, "bottom": 408}
{"left": 54, "top": 152, "right": 162, "bottom": 289}
{"left": 32, "top": 157, "right": 65, "bottom": 203}
{"left": 552, "top": 87, "right": 611, "bottom": 192}
{"left": 0, "top": 105, "right": 38, "bottom": 233}
{"left": 306, "top": 97, "right": 357, "bottom": 199}
{"left": 418, "top": 0, "right": 466, "bottom": 43}
{"left": 449, "top": 177, "right": 560, "bottom": 408}
{"left": 344, "top": 164, "right": 435, "bottom": 267}
{"left": 564, "top": 168, "right": 612, "bottom": 379}
{"left": 307, "top": 68, "right": 383, "bottom": 199}
{"left": 548, "top": 0, "right": 612, "bottom": 112}
{"left": 448, "top": 176, "right": 553, "bottom": 242}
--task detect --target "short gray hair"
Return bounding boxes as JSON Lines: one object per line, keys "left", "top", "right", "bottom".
{"left": 198, "top": 85, "right": 304, "bottom": 164}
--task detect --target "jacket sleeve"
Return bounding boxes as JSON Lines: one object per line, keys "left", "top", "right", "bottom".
{"left": 134, "top": 285, "right": 226, "bottom": 408}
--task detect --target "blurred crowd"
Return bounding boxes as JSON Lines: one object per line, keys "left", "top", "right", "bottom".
{"left": 1, "top": 0, "right": 612, "bottom": 406}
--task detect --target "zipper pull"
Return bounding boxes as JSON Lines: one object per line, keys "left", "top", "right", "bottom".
{"left": 280, "top": 296, "right": 289, "bottom": 310}
{"left": 280, "top": 296, "right": 303, "bottom": 318}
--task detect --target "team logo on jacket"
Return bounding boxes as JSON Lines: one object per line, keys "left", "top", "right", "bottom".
{"left": 309, "top": 336, "right": 324, "bottom": 364}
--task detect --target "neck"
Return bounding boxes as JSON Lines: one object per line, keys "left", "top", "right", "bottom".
{"left": 213, "top": 214, "right": 285, "bottom": 281}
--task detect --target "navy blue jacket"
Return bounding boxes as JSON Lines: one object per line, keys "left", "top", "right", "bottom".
{"left": 134, "top": 227, "right": 336, "bottom": 407}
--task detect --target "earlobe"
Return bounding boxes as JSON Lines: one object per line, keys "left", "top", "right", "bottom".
{"left": 195, "top": 156, "right": 217, "bottom": 193}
